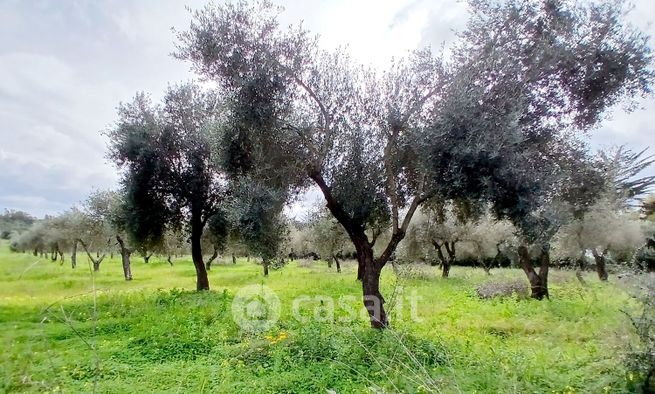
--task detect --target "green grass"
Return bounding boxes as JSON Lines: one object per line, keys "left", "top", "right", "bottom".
{"left": 0, "top": 240, "right": 640, "bottom": 393}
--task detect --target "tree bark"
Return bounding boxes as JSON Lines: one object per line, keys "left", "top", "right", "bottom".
{"left": 333, "top": 255, "right": 341, "bottom": 273}
{"left": 575, "top": 255, "right": 587, "bottom": 285}
{"left": 191, "top": 208, "right": 209, "bottom": 291}
{"left": 232, "top": 254, "right": 236, "bottom": 264}
{"left": 517, "top": 244, "right": 549, "bottom": 300}
{"left": 444, "top": 241, "right": 456, "bottom": 278}
{"left": 116, "top": 235, "right": 132, "bottom": 281}
{"left": 358, "top": 241, "right": 387, "bottom": 328}
{"left": 263, "top": 259, "right": 269, "bottom": 276}
{"left": 167, "top": 255, "right": 173, "bottom": 266}
{"left": 71, "top": 241, "right": 77, "bottom": 269}
{"left": 591, "top": 248, "right": 609, "bottom": 281}
{"left": 432, "top": 240, "right": 451, "bottom": 278}
{"left": 143, "top": 253, "right": 152, "bottom": 264}
{"left": 78, "top": 240, "right": 105, "bottom": 272}
{"left": 206, "top": 246, "right": 218, "bottom": 271}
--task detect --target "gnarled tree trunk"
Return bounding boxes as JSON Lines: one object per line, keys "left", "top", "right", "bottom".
{"left": 432, "top": 240, "right": 454, "bottom": 278}
{"left": 517, "top": 244, "right": 550, "bottom": 300}
{"left": 206, "top": 246, "right": 218, "bottom": 271}
{"left": 591, "top": 248, "right": 609, "bottom": 281}
{"left": 444, "top": 241, "right": 456, "bottom": 278}
{"left": 232, "top": 253, "right": 236, "bottom": 265}
{"left": 263, "top": 259, "right": 269, "bottom": 276}
{"left": 71, "top": 241, "right": 77, "bottom": 269}
{"left": 356, "top": 237, "right": 387, "bottom": 328}
{"left": 333, "top": 255, "right": 341, "bottom": 273}
{"left": 78, "top": 240, "right": 106, "bottom": 272}
{"left": 116, "top": 235, "right": 132, "bottom": 281}
{"left": 190, "top": 208, "right": 209, "bottom": 291}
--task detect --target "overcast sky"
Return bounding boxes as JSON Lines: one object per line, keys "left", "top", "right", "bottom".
{"left": 1, "top": 0, "right": 654, "bottom": 218}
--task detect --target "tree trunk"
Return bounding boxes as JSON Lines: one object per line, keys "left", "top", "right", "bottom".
{"left": 591, "top": 248, "right": 609, "bottom": 281}
{"left": 71, "top": 241, "right": 77, "bottom": 269}
{"left": 432, "top": 241, "right": 450, "bottom": 278}
{"left": 206, "top": 246, "right": 218, "bottom": 271}
{"left": 116, "top": 235, "right": 132, "bottom": 281}
{"left": 442, "top": 260, "right": 451, "bottom": 278}
{"left": 575, "top": 255, "right": 587, "bottom": 285}
{"left": 263, "top": 259, "right": 269, "bottom": 276}
{"left": 78, "top": 239, "right": 105, "bottom": 272}
{"left": 143, "top": 253, "right": 151, "bottom": 264}
{"left": 333, "top": 255, "right": 341, "bottom": 273}
{"left": 517, "top": 244, "right": 549, "bottom": 300}
{"left": 232, "top": 254, "right": 236, "bottom": 265}
{"left": 33, "top": 248, "right": 38, "bottom": 257}
{"left": 356, "top": 239, "right": 387, "bottom": 328}
{"left": 58, "top": 250, "right": 64, "bottom": 265}
{"left": 167, "top": 255, "right": 173, "bottom": 266}
{"left": 444, "top": 241, "right": 456, "bottom": 278}
{"left": 327, "top": 257, "right": 333, "bottom": 268}
{"left": 190, "top": 210, "right": 209, "bottom": 291}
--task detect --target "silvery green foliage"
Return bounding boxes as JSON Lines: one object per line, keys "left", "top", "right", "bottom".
{"left": 177, "top": 0, "right": 652, "bottom": 249}
{"left": 106, "top": 83, "right": 226, "bottom": 247}
{"left": 0, "top": 209, "right": 34, "bottom": 240}
{"left": 309, "top": 209, "right": 354, "bottom": 261}
{"left": 598, "top": 146, "right": 655, "bottom": 207}
{"left": 227, "top": 176, "right": 288, "bottom": 261}
{"left": 176, "top": 0, "right": 444, "bottom": 241}
{"left": 553, "top": 197, "right": 646, "bottom": 261}
{"left": 428, "top": 0, "right": 653, "bottom": 243}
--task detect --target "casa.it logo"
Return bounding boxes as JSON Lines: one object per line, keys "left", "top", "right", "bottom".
{"left": 231, "top": 284, "right": 281, "bottom": 333}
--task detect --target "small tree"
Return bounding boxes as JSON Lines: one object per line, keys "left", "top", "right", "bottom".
{"left": 310, "top": 211, "right": 353, "bottom": 273}
{"left": 230, "top": 179, "right": 287, "bottom": 276}
{"left": 417, "top": 201, "right": 476, "bottom": 278}
{"left": 84, "top": 190, "right": 136, "bottom": 280}
{"left": 107, "top": 83, "right": 227, "bottom": 290}
{"left": 203, "top": 210, "right": 230, "bottom": 270}
{"left": 556, "top": 198, "right": 646, "bottom": 280}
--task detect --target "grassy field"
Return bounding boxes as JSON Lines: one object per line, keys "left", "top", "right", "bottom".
{"left": 0, "top": 240, "right": 641, "bottom": 393}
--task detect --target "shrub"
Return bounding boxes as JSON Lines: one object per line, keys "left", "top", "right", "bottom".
{"left": 297, "top": 259, "right": 314, "bottom": 268}
{"left": 392, "top": 263, "right": 436, "bottom": 281}
{"left": 624, "top": 276, "right": 655, "bottom": 392}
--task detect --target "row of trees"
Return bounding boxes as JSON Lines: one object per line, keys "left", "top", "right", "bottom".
{"left": 171, "top": 0, "right": 654, "bottom": 327}
{"left": 6, "top": 0, "right": 655, "bottom": 328}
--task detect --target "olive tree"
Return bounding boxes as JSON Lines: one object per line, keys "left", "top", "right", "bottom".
{"left": 416, "top": 201, "right": 476, "bottom": 278}
{"left": 176, "top": 0, "right": 653, "bottom": 323}
{"left": 310, "top": 210, "right": 354, "bottom": 273}
{"left": 425, "top": 0, "right": 652, "bottom": 299}
{"left": 107, "top": 83, "right": 228, "bottom": 290}
{"left": 229, "top": 178, "right": 287, "bottom": 276}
